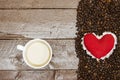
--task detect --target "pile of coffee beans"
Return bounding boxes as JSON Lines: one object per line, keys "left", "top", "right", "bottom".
{"left": 75, "top": 0, "right": 120, "bottom": 80}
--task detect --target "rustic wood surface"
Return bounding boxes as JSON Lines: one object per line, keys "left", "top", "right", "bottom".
{"left": 0, "top": 0, "right": 79, "bottom": 8}
{"left": 0, "top": 0, "right": 79, "bottom": 79}
{"left": 0, "top": 10, "right": 76, "bottom": 39}
{"left": 0, "top": 40, "right": 78, "bottom": 70}
{"left": 0, "top": 70, "right": 77, "bottom": 80}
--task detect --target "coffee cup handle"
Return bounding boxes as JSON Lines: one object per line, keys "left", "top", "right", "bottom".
{"left": 17, "top": 45, "right": 24, "bottom": 51}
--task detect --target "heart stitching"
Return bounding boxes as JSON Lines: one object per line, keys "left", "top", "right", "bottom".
{"left": 81, "top": 32, "right": 117, "bottom": 60}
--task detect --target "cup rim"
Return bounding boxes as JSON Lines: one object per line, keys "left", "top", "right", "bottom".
{"left": 23, "top": 39, "right": 52, "bottom": 69}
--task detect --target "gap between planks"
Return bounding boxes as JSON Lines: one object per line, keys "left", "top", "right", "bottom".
{"left": 0, "top": 33, "right": 75, "bottom": 40}
{"left": 0, "top": 8, "right": 76, "bottom": 10}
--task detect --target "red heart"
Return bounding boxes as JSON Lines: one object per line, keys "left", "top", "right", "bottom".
{"left": 83, "top": 33, "right": 115, "bottom": 59}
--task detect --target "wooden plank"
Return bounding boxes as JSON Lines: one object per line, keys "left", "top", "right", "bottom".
{"left": 0, "top": 0, "right": 79, "bottom": 8}
{"left": 55, "top": 70, "right": 77, "bottom": 80}
{"left": 0, "top": 71, "right": 54, "bottom": 80}
{"left": 0, "top": 70, "right": 77, "bottom": 80}
{"left": 0, "top": 40, "right": 78, "bottom": 70}
{"left": 0, "top": 10, "right": 76, "bottom": 39}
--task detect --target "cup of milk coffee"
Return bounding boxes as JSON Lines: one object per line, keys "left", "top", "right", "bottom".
{"left": 17, "top": 39, "right": 52, "bottom": 69}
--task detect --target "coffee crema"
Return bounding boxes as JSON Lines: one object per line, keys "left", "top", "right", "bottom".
{"left": 25, "top": 41, "right": 51, "bottom": 67}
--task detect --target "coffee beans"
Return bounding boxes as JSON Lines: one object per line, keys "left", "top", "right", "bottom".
{"left": 76, "top": 0, "right": 120, "bottom": 80}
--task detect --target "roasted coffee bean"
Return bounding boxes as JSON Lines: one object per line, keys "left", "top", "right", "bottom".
{"left": 76, "top": 0, "right": 120, "bottom": 80}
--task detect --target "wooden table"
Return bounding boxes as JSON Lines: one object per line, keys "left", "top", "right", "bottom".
{"left": 0, "top": 0, "right": 79, "bottom": 80}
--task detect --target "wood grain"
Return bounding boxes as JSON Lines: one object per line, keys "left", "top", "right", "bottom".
{"left": 0, "top": 71, "right": 54, "bottom": 80}
{"left": 0, "top": 70, "right": 76, "bottom": 80}
{"left": 0, "top": 10, "right": 76, "bottom": 39}
{"left": 0, "top": 0, "right": 79, "bottom": 8}
{"left": 0, "top": 1, "right": 78, "bottom": 79}
{"left": 55, "top": 70, "right": 77, "bottom": 80}
{"left": 0, "top": 40, "right": 78, "bottom": 70}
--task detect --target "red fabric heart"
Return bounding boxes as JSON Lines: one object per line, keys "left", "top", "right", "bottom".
{"left": 83, "top": 33, "right": 115, "bottom": 59}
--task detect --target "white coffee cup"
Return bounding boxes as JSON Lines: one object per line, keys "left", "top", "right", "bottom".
{"left": 17, "top": 39, "right": 52, "bottom": 69}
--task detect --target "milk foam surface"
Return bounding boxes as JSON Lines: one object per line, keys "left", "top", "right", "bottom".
{"left": 26, "top": 41, "right": 50, "bottom": 65}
